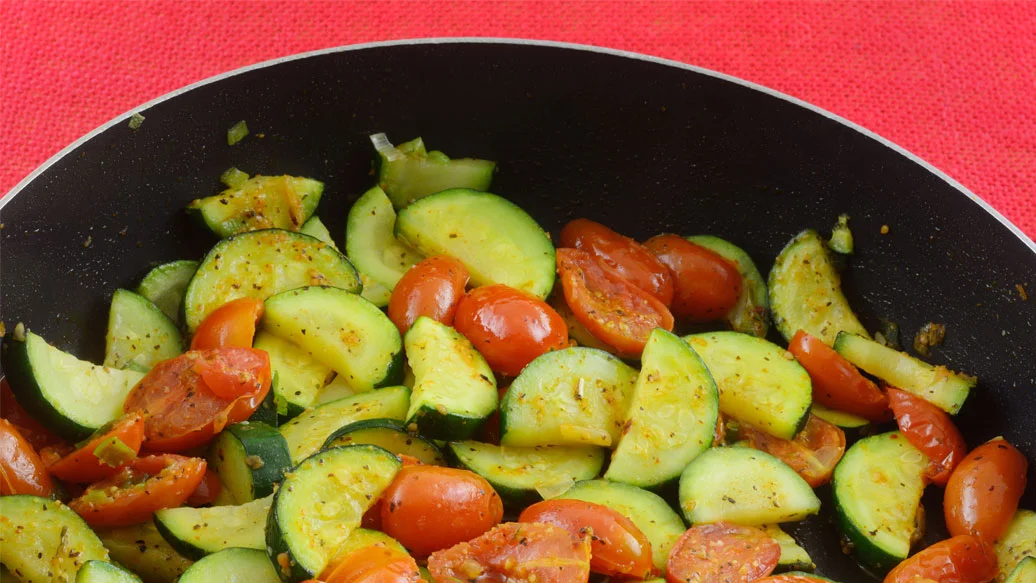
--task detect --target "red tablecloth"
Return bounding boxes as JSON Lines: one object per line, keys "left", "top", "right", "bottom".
{"left": 1, "top": 0, "right": 1033, "bottom": 240}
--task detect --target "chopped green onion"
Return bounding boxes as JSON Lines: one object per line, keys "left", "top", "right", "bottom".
{"left": 828, "top": 214, "right": 854, "bottom": 255}
{"left": 227, "top": 120, "right": 249, "bottom": 146}
{"left": 128, "top": 113, "right": 146, "bottom": 130}
{"left": 220, "top": 167, "right": 250, "bottom": 188}
{"left": 93, "top": 436, "right": 136, "bottom": 468}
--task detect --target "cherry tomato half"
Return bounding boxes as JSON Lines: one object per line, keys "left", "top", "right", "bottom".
{"left": 428, "top": 522, "right": 591, "bottom": 583}
{"left": 324, "top": 544, "right": 424, "bottom": 583}
{"left": 556, "top": 248, "right": 673, "bottom": 357}
{"left": 185, "top": 468, "right": 223, "bottom": 507}
{"left": 453, "top": 284, "right": 569, "bottom": 377}
{"left": 0, "top": 418, "right": 54, "bottom": 497}
{"left": 788, "top": 330, "right": 890, "bottom": 421}
{"left": 888, "top": 387, "right": 967, "bottom": 486}
{"left": 388, "top": 256, "right": 470, "bottom": 335}
{"left": 643, "top": 234, "right": 742, "bottom": 323}
{"left": 944, "top": 437, "right": 1028, "bottom": 543}
{"left": 738, "top": 414, "right": 846, "bottom": 488}
{"left": 380, "top": 465, "right": 504, "bottom": 557}
{"left": 190, "top": 297, "right": 265, "bottom": 350}
{"left": 1, "top": 378, "right": 66, "bottom": 450}
{"left": 43, "top": 412, "right": 145, "bottom": 483}
{"left": 757, "top": 576, "right": 835, "bottom": 583}
{"left": 518, "top": 499, "right": 654, "bottom": 578}
{"left": 123, "top": 348, "right": 271, "bottom": 452}
{"left": 559, "top": 219, "right": 674, "bottom": 305}
{"left": 68, "top": 454, "right": 207, "bottom": 528}
{"left": 883, "top": 535, "right": 997, "bottom": 583}
{"left": 666, "top": 522, "right": 780, "bottom": 583}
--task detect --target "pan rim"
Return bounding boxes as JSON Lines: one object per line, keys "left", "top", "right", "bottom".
{"left": 2, "top": 37, "right": 1032, "bottom": 252}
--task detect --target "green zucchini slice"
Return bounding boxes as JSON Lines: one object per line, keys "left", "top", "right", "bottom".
{"left": 135, "top": 259, "right": 198, "bottom": 323}
{"left": 810, "top": 403, "right": 870, "bottom": 429}
{"left": 187, "top": 175, "right": 323, "bottom": 238}
{"left": 253, "top": 331, "right": 333, "bottom": 420}
{"left": 95, "top": 522, "right": 193, "bottom": 583}
{"left": 75, "top": 561, "right": 141, "bottom": 583}
{"left": 178, "top": 548, "right": 280, "bottom": 583}
{"left": 207, "top": 422, "right": 292, "bottom": 503}
{"left": 1004, "top": 556, "right": 1036, "bottom": 583}
{"left": 0, "top": 495, "right": 109, "bottom": 582}
{"left": 687, "top": 235, "right": 770, "bottom": 337}
{"left": 301, "top": 215, "right": 393, "bottom": 308}
{"left": 759, "top": 524, "right": 816, "bottom": 573}
{"left": 154, "top": 496, "right": 271, "bottom": 560}
{"left": 371, "top": 133, "right": 495, "bottom": 209}
{"left": 996, "top": 509, "right": 1036, "bottom": 583}
{"left": 345, "top": 185, "right": 424, "bottom": 291}
{"left": 323, "top": 418, "right": 445, "bottom": 465}
{"left": 103, "top": 288, "right": 183, "bottom": 371}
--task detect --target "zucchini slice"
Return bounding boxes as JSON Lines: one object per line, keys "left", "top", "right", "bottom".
{"left": 187, "top": 175, "right": 323, "bottom": 238}
{"left": 557, "top": 479, "right": 686, "bottom": 573}
{"left": 500, "top": 347, "right": 637, "bottom": 448}
{"left": 178, "top": 548, "right": 280, "bottom": 583}
{"left": 404, "top": 317, "right": 498, "bottom": 440}
{"left": 684, "top": 331, "right": 812, "bottom": 440}
{"left": 279, "top": 385, "right": 411, "bottom": 462}
{"left": 687, "top": 235, "right": 770, "bottom": 337}
{"left": 298, "top": 215, "right": 335, "bottom": 246}
{"left": 832, "top": 431, "right": 929, "bottom": 574}
{"left": 828, "top": 214, "right": 854, "bottom": 255}
{"left": 103, "top": 289, "right": 183, "bottom": 371}
{"left": 262, "top": 286, "right": 404, "bottom": 392}
{"left": 768, "top": 229, "right": 868, "bottom": 345}
{"left": 336, "top": 528, "right": 408, "bottom": 557}
{"left": 759, "top": 524, "right": 815, "bottom": 573}
{"left": 996, "top": 509, "right": 1036, "bottom": 583}
{"left": 810, "top": 403, "right": 870, "bottom": 429}
{"left": 447, "top": 441, "right": 605, "bottom": 507}
{"left": 1005, "top": 556, "right": 1036, "bottom": 583}
{"left": 0, "top": 495, "right": 110, "bottom": 582}
{"left": 395, "top": 188, "right": 555, "bottom": 299}
{"left": 75, "top": 561, "right": 142, "bottom": 583}
{"left": 345, "top": 186, "right": 424, "bottom": 291}
{"left": 183, "top": 229, "right": 360, "bottom": 332}
{"left": 678, "top": 446, "right": 820, "bottom": 525}
{"left": 301, "top": 215, "right": 393, "bottom": 308}
{"left": 2, "top": 330, "right": 145, "bottom": 440}
{"left": 154, "top": 496, "right": 271, "bottom": 560}
{"left": 253, "top": 331, "right": 333, "bottom": 420}
{"left": 95, "top": 522, "right": 193, "bottom": 583}
{"left": 371, "top": 133, "right": 496, "bottom": 209}
{"left": 135, "top": 259, "right": 198, "bottom": 323}
{"left": 267, "top": 445, "right": 401, "bottom": 581}
{"left": 207, "top": 422, "right": 292, "bottom": 503}
{"left": 834, "top": 331, "right": 974, "bottom": 414}
{"left": 605, "top": 329, "right": 718, "bottom": 488}
{"left": 323, "top": 418, "right": 445, "bottom": 465}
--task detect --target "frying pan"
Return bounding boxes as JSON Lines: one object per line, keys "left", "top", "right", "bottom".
{"left": 1, "top": 39, "right": 1033, "bottom": 582}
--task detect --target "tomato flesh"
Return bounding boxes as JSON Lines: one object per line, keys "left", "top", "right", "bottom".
{"left": 556, "top": 247, "right": 673, "bottom": 357}
{"left": 788, "top": 330, "right": 890, "bottom": 421}
{"left": 44, "top": 412, "right": 145, "bottom": 483}
{"left": 944, "top": 437, "right": 1028, "bottom": 543}
{"left": 666, "top": 522, "right": 780, "bottom": 583}
{"left": 1, "top": 379, "right": 67, "bottom": 450}
{"left": 0, "top": 418, "right": 54, "bottom": 497}
{"left": 643, "top": 234, "right": 742, "bottom": 323}
{"left": 883, "top": 535, "right": 997, "bottom": 583}
{"left": 518, "top": 499, "right": 654, "bottom": 578}
{"left": 185, "top": 468, "right": 223, "bottom": 506}
{"left": 190, "top": 297, "right": 265, "bottom": 350}
{"left": 388, "top": 255, "right": 470, "bottom": 335}
{"left": 323, "top": 544, "right": 424, "bottom": 583}
{"left": 453, "top": 284, "right": 569, "bottom": 377}
{"left": 737, "top": 414, "right": 845, "bottom": 488}
{"left": 887, "top": 387, "right": 967, "bottom": 486}
{"left": 428, "top": 522, "right": 591, "bottom": 583}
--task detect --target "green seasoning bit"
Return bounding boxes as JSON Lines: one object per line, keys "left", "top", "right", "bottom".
{"left": 93, "top": 436, "right": 137, "bottom": 467}
{"left": 128, "top": 113, "right": 146, "bottom": 130}
{"left": 227, "top": 120, "right": 249, "bottom": 145}
{"left": 828, "top": 213, "right": 854, "bottom": 255}
{"left": 220, "top": 167, "right": 250, "bottom": 188}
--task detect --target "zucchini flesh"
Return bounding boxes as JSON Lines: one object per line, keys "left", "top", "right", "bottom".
{"left": 834, "top": 331, "right": 974, "bottom": 414}
{"left": 558, "top": 479, "right": 686, "bottom": 573}
{"left": 768, "top": 229, "right": 868, "bottom": 344}
{"left": 267, "top": 445, "right": 401, "bottom": 581}
{"left": 262, "top": 286, "right": 404, "bottom": 392}
{"left": 687, "top": 235, "right": 770, "bottom": 337}
{"left": 371, "top": 134, "right": 495, "bottom": 209}
{"left": 832, "top": 431, "right": 928, "bottom": 574}
{"left": 187, "top": 175, "right": 323, "bottom": 238}
{"left": 678, "top": 446, "right": 820, "bottom": 525}
{"left": 301, "top": 215, "right": 393, "bottom": 308}
{"left": 810, "top": 403, "right": 870, "bottom": 428}
{"left": 995, "top": 510, "right": 1036, "bottom": 583}
{"left": 298, "top": 215, "right": 335, "bottom": 246}
{"left": 448, "top": 441, "right": 605, "bottom": 506}
{"left": 178, "top": 548, "right": 280, "bottom": 583}
{"left": 279, "top": 385, "right": 411, "bottom": 462}
{"left": 0, "top": 495, "right": 109, "bottom": 582}
{"left": 103, "top": 289, "right": 183, "bottom": 370}
{"left": 500, "top": 347, "right": 637, "bottom": 448}
{"left": 253, "top": 331, "right": 333, "bottom": 419}
{"left": 334, "top": 528, "right": 408, "bottom": 557}
{"left": 2, "top": 331, "right": 145, "bottom": 440}
{"left": 135, "top": 259, "right": 198, "bottom": 323}
{"left": 759, "top": 524, "right": 815, "bottom": 573}
{"left": 1004, "top": 556, "right": 1036, "bottom": 583}
{"left": 323, "top": 418, "right": 445, "bottom": 465}
{"left": 395, "top": 188, "right": 555, "bottom": 299}
{"left": 404, "top": 317, "right": 498, "bottom": 440}
{"left": 605, "top": 329, "right": 718, "bottom": 488}
{"left": 75, "top": 561, "right": 142, "bottom": 583}
{"left": 183, "top": 229, "right": 360, "bottom": 331}
{"left": 154, "top": 496, "right": 271, "bottom": 560}
{"left": 684, "top": 331, "right": 812, "bottom": 440}
{"left": 95, "top": 522, "right": 192, "bottom": 583}
{"left": 345, "top": 186, "right": 424, "bottom": 291}
{"left": 207, "top": 422, "right": 292, "bottom": 503}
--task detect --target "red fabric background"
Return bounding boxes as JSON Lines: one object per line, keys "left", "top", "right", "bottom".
{"left": 1, "top": 0, "right": 1033, "bottom": 240}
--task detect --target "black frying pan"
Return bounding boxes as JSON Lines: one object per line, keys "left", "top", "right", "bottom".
{"left": 1, "top": 40, "right": 1034, "bottom": 582}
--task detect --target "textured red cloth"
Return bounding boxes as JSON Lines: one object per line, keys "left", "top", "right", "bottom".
{"left": 1, "top": 1, "right": 1033, "bottom": 239}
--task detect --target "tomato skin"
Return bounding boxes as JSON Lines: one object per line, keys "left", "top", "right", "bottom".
{"left": 428, "top": 522, "right": 591, "bottom": 583}
{"left": 44, "top": 412, "right": 145, "bottom": 483}
{"left": 323, "top": 544, "right": 424, "bottom": 583}
{"left": 887, "top": 388, "right": 967, "bottom": 486}
{"left": 788, "top": 330, "right": 890, "bottom": 421}
{"left": 738, "top": 414, "right": 846, "bottom": 488}
{"left": 380, "top": 465, "right": 504, "bottom": 557}
{"left": 0, "top": 418, "right": 54, "bottom": 497}
{"left": 190, "top": 298, "right": 265, "bottom": 350}
{"left": 185, "top": 468, "right": 222, "bottom": 506}
{"left": 944, "top": 437, "right": 1028, "bottom": 543}
{"left": 559, "top": 219, "right": 674, "bottom": 305}
{"left": 643, "top": 235, "right": 742, "bottom": 323}
{"left": 883, "top": 535, "right": 997, "bottom": 583}
{"left": 123, "top": 348, "right": 272, "bottom": 452}
{"left": 388, "top": 256, "right": 470, "bottom": 335}
{"left": 518, "top": 499, "right": 654, "bottom": 578}
{"left": 666, "top": 522, "right": 780, "bottom": 583}
{"left": 453, "top": 285, "right": 569, "bottom": 377}
{"left": 2, "top": 379, "right": 68, "bottom": 451}
{"left": 556, "top": 248, "right": 674, "bottom": 357}
{"left": 68, "top": 454, "right": 207, "bottom": 528}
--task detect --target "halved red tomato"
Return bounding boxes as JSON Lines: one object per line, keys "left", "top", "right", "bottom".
{"left": 643, "top": 234, "right": 742, "bottom": 323}
{"left": 944, "top": 437, "right": 1028, "bottom": 543}
{"left": 666, "top": 522, "right": 780, "bottom": 583}
{"left": 737, "top": 414, "right": 846, "bottom": 487}
{"left": 388, "top": 255, "right": 470, "bottom": 335}
{"left": 323, "top": 544, "right": 424, "bottom": 583}
{"left": 1, "top": 378, "right": 66, "bottom": 450}
{"left": 185, "top": 468, "right": 223, "bottom": 507}
{"left": 0, "top": 418, "right": 54, "bottom": 497}
{"left": 43, "top": 411, "right": 145, "bottom": 483}
{"left": 887, "top": 387, "right": 967, "bottom": 486}
{"left": 788, "top": 330, "right": 890, "bottom": 421}
{"left": 883, "top": 535, "right": 997, "bottom": 583}
{"left": 190, "top": 297, "right": 265, "bottom": 350}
